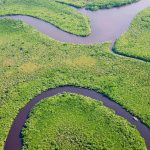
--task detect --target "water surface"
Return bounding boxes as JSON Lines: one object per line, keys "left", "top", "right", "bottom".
{"left": 4, "top": 0, "right": 150, "bottom": 44}
{"left": 4, "top": 86, "right": 150, "bottom": 150}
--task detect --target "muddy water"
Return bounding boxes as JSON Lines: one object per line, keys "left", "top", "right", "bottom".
{"left": 4, "top": 86, "right": 150, "bottom": 150}
{"left": 2, "top": 0, "right": 150, "bottom": 44}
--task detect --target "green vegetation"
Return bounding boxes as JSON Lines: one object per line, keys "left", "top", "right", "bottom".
{"left": 56, "top": 0, "right": 139, "bottom": 10}
{"left": 113, "top": 7, "right": 150, "bottom": 61}
{"left": 22, "top": 93, "right": 146, "bottom": 150}
{"left": 0, "top": 0, "right": 90, "bottom": 36}
{"left": 0, "top": 18, "right": 150, "bottom": 149}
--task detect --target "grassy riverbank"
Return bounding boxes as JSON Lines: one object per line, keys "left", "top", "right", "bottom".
{"left": 0, "top": 0, "right": 90, "bottom": 36}
{"left": 56, "top": 0, "right": 139, "bottom": 10}
{"left": 113, "top": 7, "right": 150, "bottom": 61}
{"left": 0, "top": 18, "right": 150, "bottom": 149}
{"left": 22, "top": 93, "right": 146, "bottom": 150}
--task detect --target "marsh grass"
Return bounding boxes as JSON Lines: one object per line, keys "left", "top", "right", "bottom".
{"left": 113, "top": 7, "right": 150, "bottom": 61}
{"left": 0, "top": 18, "right": 150, "bottom": 149}
{"left": 56, "top": 0, "right": 139, "bottom": 10}
{"left": 0, "top": 0, "right": 90, "bottom": 36}
{"left": 22, "top": 93, "right": 146, "bottom": 150}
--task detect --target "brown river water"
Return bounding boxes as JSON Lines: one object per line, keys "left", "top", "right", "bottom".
{"left": 1, "top": 0, "right": 150, "bottom": 149}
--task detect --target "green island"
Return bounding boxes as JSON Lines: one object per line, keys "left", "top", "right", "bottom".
{"left": 22, "top": 93, "right": 146, "bottom": 150}
{"left": 114, "top": 7, "right": 150, "bottom": 61}
{"left": 0, "top": 0, "right": 150, "bottom": 149}
{"left": 56, "top": 0, "right": 139, "bottom": 10}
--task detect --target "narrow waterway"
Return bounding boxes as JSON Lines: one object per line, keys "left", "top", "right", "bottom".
{"left": 1, "top": 0, "right": 150, "bottom": 44}
{"left": 4, "top": 86, "right": 150, "bottom": 150}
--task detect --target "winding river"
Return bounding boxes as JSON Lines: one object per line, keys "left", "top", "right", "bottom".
{"left": 4, "top": 86, "right": 150, "bottom": 150}
{"left": 1, "top": 0, "right": 150, "bottom": 150}
{"left": 1, "top": 0, "right": 150, "bottom": 44}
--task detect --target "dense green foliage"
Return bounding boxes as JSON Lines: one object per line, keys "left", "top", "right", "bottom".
{"left": 0, "top": 0, "right": 90, "bottom": 36}
{"left": 0, "top": 18, "right": 150, "bottom": 149}
{"left": 56, "top": 0, "right": 139, "bottom": 10}
{"left": 22, "top": 93, "right": 146, "bottom": 150}
{"left": 113, "top": 7, "right": 150, "bottom": 61}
